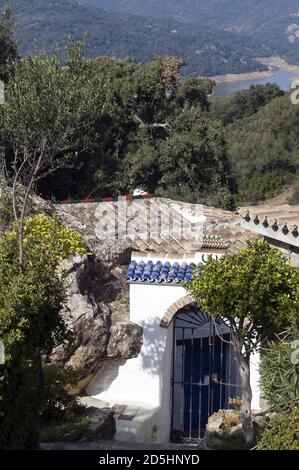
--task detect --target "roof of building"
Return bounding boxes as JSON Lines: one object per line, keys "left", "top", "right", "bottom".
{"left": 56, "top": 197, "right": 256, "bottom": 256}
{"left": 127, "top": 259, "right": 199, "bottom": 284}
{"left": 239, "top": 203, "right": 299, "bottom": 248}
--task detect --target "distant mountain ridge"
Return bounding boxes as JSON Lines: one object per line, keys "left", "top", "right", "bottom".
{"left": 85, "top": 0, "right": 299, "bottom": 64}
{"left": 85, "top": 0, "right": 299, "bottom": 29}
{"left": 0, "top": 0, "right": 267, "bottom": 76}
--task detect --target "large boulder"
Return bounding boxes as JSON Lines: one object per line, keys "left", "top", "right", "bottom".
{"left": 107, "top": 322, "right": 143, "bottom": 358}
{"left": 84, "top": 406, "right": 116, "bottom": 440}
{"left": 50, "top": 256, "right": 111, "bottom": 390}
{"left": 49, "top": 252, "right": 143, "bottom": 392}
{"left": 203, "top": 410, "right": 271, "bottom": 450}
{"left": 203, "top": 410, "right": 246, "bottom": 450}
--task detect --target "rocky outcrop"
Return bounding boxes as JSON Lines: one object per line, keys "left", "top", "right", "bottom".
{"left": 84, "top": 406, "right": 116, "bottom": 440}
{"left": 49, "top": 251, "right": 143, "bottom": 392}
{"left": 107, "top": 322, "right": 143, "bottom": 358}
{"left": 203, "top": 410, "right": 270, "bottom": 450}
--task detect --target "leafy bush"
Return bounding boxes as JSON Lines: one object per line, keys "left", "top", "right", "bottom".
{"left": 40, "top": 416, "right": 91, "bottom": 443}
{"left": 255, "top": 408, "right": 299, "bottom": 450}
{"left": 260, "top": 332, "right": 299, "bottom": 412}
{"left": 246, "top": 171, "right": 289, "bottom": 203}
{"left": 0, "top": 186, "right": 14, "bottom": 231}
{"left": 0, "top": 215, "right": 88, "bottom": 449}
{"left": 41, "top": 365, "right": 85, "bottom": 425}
{"left": 8, "top": 213, "right": 88, "bottom": 264}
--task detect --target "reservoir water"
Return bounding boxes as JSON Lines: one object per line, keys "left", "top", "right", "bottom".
{"left": 213, "top": 69, "right": 299, "bottom": 97}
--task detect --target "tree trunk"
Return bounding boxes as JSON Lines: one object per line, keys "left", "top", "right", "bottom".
{"left": 239, "top": 355, "right": 255, "bottom": 446}
{"left": 18, "top": 226, "right": 24, "bottom": 273}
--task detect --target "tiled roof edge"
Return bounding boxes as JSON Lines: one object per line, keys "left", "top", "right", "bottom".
{"left": 241, "top": 210, "right": 299, "bottom": 247}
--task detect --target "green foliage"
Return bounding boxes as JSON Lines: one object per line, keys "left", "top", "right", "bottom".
{"left": 260, "top": 330, "right": 299, "bottom": 413}
{"left": 1, "top": 27, "right": 293, "bottom": 208}
{"left": 8, "top": 51, "right": 231, "bottom": 208}
{"left": 255, "top": 408, "right": 299, "bottom": 450}
{"left": 20, "top": 214, "right": 88, "bottom": 264}
{"left": 223, "top": 93, "right": 299, "bottom": 203}
{"left": 41, "top": 365, "right": 85, "bottom": 425}
{"left": 4, "top": 213, "right": 88, "bottom": 270}
{"left": 0, "top": 186, "right": 15, "bottom": 230}
{"left": 246, "top": 171, "right": 289, "bottom": 202}
{"left": 156, "top": 112, "right": 232, "bottom": 203}
{"left": 0, "top": 216, "right": 88, "bottom": 449}
{"left": 30, "top": 52, "right": 292, "bottom": 207}
{"left": 0, "top": 246, "right": 67, "bottom": 448}
{"left": 187, "top": 239, "right": 299, "bottom": 355}
{"left": 1, "top": 34, "right": 297, "bottom": 208}
{"left": 0, "top": 41, "right": 105, "bottom": 189}
{"left": 187, "top": 238, "right": 298, "bottom": 444}
{"left": 40, "top": 416, "right": 91, "bottom": 443}
{"left": 0, "top": 7, "right": 17, "bottom": 81}
{"left": 209, "top": 84, "right": 284, "bottom": 126}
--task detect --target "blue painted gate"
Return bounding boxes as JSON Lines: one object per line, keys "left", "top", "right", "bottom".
{"left": 170, "top": 306, "right": 242, "bottom": 443}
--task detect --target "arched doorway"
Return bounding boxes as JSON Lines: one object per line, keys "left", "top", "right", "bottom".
{"left": 170, "top": 304, "right": 242, "bottom": 443}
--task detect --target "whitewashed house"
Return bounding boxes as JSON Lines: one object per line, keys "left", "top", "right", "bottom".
{"left": 54, "top": 196, "right": 299, "bottom": 444}
{"left": 85, "top": 198, "right": 262, "bottom": 444}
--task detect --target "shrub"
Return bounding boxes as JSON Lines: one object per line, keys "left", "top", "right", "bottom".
{"left": 8, "top": 213, "right": 88, "bottom": 264}
{"left": 40, "top": 416, "right": 91, "bottom": 443}
{"left": 0, "top": 215, "right": 88, "bottom": 449}
{"left": 260, "top": 331, "right": 299, "bottom": 412}
{"left": 255, "top": 408, "right": 299, "bottom": 450}
{"left": 41, "top": 365, "right": 85, "bottom": 425}
{"left": 0, "top": 186, "right": 14, "bottom": 231}
{"left": 245, "top": 171, "right": 288, "bottom": 203}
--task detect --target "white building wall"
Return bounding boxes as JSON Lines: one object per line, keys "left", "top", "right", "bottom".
{"left": 87, "top": 252, "right": 262, "bottom": 443}
{"left": 87, "top": 283, "right": 186, "bottom": 442}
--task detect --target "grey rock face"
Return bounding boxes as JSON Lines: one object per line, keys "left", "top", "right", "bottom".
{"left": 203, "top": 410, "right": 271, "bottom": 450}
{"left": 85, "top": 406, "right": 116, "bottom": 440}
{"left": 50, "top": 256, "right": 111, "bottom": 389}
{"left": 107, "top": 322, "right": 143, "bottom": 358}
{"left": 203, "top": 411, "right": 246, "bottom": 450}
{"left": 50, "top": 251, "right": 142, "bottom": 392}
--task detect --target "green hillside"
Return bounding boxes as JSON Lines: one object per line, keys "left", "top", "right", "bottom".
{"left": 0, "top": 0, "right": 266, "bottom": 76}
{"left": 87, "top": 0, "right": 299, "bottom": 64}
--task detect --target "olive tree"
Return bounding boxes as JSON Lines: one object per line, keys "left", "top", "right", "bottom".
{"left": 0, "top": 7, "right": 17, "bottom": 82}
{"left": 187, "top": 239, "right": 299, "bottom": 445}
{"left": 0, "top": 41, "right": 104, "bottom": 270}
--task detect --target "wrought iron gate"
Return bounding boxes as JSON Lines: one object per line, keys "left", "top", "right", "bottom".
{"left": 170, "top": 305, "right": 242, "bottom": 443}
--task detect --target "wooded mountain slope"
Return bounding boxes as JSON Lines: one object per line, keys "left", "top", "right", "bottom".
{"left": 87, "top": 0, "right": 299, "bottom": 64}
{"left": 0, "top": 0, "right": 266, "bottom": 75}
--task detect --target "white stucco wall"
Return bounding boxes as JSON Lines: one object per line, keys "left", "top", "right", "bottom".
{"left": 87, "top": 252, "right": 262, "bottom": 443}
{"left": 87, "top": 282, "right": 186, "bottom": 442}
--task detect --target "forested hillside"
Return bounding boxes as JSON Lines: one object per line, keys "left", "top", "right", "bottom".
{"left": 1, "top": 10, "right": 299, "bottom": 209}
{"left": 208, "top": 88, "right": 299, "bottom": 202}
{"left": 89, "top": 0, "right": 299, "bottom": 30}
{"left": 32, "top": 72, "right": 299, "bottom": 206}
{"left": 0, "top": 0, "right": 266, "bottom": 76}
{"left": 88, "top": 0, "right": 299, "bottom": 64}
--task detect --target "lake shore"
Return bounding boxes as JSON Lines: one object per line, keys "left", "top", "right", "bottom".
{"left": 210, "top": 69, "right": 273, "bottom": 84}
{"left": 208, "top": 56, "right": 299, "bottom": 84}
{"left": 257, "top": 56, "right": 299, "bottom": 75}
